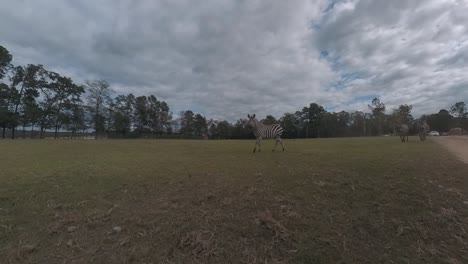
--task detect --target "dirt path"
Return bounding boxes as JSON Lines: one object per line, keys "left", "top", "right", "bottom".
{"left": 432, "top": 136, "right": 468, "bottom": 164}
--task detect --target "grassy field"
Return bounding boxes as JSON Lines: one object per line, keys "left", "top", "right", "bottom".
{"left": 1, "top": 137, "right": 468, "bottom": 263}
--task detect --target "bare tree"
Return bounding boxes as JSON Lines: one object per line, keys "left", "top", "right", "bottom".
{"left": 85, "top": 80, "right": 113, "bottom": 139}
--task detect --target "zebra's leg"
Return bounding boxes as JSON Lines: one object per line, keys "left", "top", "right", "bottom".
{"left": 253, "top": 137, "right": 262, "bottom": 153}
{"left": 278, "top": 137, "right": 285, "bottom": 151}
{"left": 272, "top": 138, "right": 279, "bottom": 152}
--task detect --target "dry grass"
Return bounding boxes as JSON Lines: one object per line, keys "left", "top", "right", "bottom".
{"left": 0, "top": 137, "right": 467, "bottom": 263}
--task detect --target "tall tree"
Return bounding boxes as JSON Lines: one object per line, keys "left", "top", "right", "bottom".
{"left": 450, "top": 102, "right": 467, "bottom": 128}
{"left": 0, "top": 46, "right": 13, "bottom": 137}
{"left": 47, "top": 72, "right": 85, "bottom": 139}
{"left": 85, "top": 80, "right": 113, "bottom": 139}
{"left": 231, "top": 119, "right": 252, "bottom": 139}
{"left": 66, "top": 102, "right": 86, "bottom": 139}
{"left": 193, "top": 114, "right": 207, "bottom": 136}
{"left": 262, "top": 115, "right": 277, "bottom": 125}
{"left": 147, "top": 95, "right": 160, "bottom": 133}
{"left": 368, "top": 97, "right": 386, "bottom": 135}
{"left": 134, "top": 96, "right": 149, "bottom": 132}
{"left": 395, "top": 104, "right": 413, "bottom": 124}
{"left": 20, "top": 99, "right": 41, "bottom": 138}
{"left": 158, "top": 101, "right": 172, "bottom": 133}
{"left": 321, "top": 112, "right": 338, "bottom": 137}
{"left": 388, "top": 111, "right": 399, "bottom": 136}
{"left": 335, "top": 111, "right": 351, "bottom": 137}
{"left": 10, "top": 64, "right": 46, "bottom": 139}
{"left": 450, "top": 102, "right": 467, "bottom": 118}
{"left": 104, "top": 97, "right": 115, "bottom": 135}
{"left": 279, "top": 112, "right": 300, "bottom": 138}
{"left": 179, "top": 110, "right": 195, "bottom": 136}
{"left": 389, "top": 104, "right": 413, "bottom": 135}
{"left": 207, "top": 119, "right": 218, "bottom": 139}
{"left": 0, "top": 82, "right": 15, "bottom": 138}
{"left": 216, "top": 120, "right": 231, "bottom": 139}
{"left": 350, "top": 111, "right": 369, "bottom": 136}
{"left": 144, "top": 95, "right": 172, "bottom": 134}
{"left": 300, "top": 103, "right": 326, "bottom": 138}
{"left": 0, "top": 45, "right": 12, "bottom": 80}
{"left": 112, "top": 94, "right": 135, "bottom": 136}
{"left": 427, "top": 109, "right": 452, "bottom": 133}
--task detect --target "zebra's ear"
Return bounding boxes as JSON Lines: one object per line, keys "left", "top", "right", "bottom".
{"left": 248, "top": 114, "right": 251, "bottom": 118}
{"left": 253, "top": 114, "right": 255, "bottom": 118}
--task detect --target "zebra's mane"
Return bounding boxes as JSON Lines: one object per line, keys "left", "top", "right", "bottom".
{"left": 251, "top": 118, "right": 263, "bottom": 128}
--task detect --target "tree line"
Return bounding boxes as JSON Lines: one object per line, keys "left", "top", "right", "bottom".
{"left": 0, "top": 45, "right": 173, "bottom": 139}
{"left": 204, "top": 98, "right": 467, "bottom": 139}
{"left": 1, "top": 45, "right": 467, "bottom": 140}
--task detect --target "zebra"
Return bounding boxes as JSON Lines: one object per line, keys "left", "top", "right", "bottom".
{"left": 398, "top": 124, "right": 409, "bottom": 142}
{"left": 418, "top": 120, "right": 430, "bottom": 141}
{"left": 246, "top": 114, "right": 285, "bottom": 153}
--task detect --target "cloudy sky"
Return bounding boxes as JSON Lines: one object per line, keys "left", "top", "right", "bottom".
{"left": 1, "top": 0, "right": 467, "bottom": 121}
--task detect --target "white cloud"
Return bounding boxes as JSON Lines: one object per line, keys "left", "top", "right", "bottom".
{"left": 1, "top": 0, "right": 467, "bottom": 121}
{"left": 317, "top": 0, "right": 468, "bottom": 117}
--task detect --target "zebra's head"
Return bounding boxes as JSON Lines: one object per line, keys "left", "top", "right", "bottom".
{"left": 246, "top": 114, "right": 257, "bottom": 127}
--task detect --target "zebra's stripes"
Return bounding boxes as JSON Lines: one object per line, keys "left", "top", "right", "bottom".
{"left": 252, "top": 123, "right": 284, "bottom": 139}
{"left": 247, "top": 114, "right": 285, "bottom": 153}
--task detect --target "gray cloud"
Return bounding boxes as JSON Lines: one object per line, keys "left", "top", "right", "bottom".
{"left": 1, "top": 0, "right": 467, "bottom": 121}
{"left": 317, "top": 0, "right": 468, "bottom": 117}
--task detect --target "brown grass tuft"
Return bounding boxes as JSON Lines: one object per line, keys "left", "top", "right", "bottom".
{"left": 179, "top": 230, "right": 219, "bottom": 258}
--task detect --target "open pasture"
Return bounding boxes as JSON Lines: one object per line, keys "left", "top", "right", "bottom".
{"left": 1, "top": 137, "right": 468, "bottom": 263}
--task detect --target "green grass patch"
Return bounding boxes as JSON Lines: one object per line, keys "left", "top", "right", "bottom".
{"left": 1, "top": 137, "right": 467, "bottom": 263}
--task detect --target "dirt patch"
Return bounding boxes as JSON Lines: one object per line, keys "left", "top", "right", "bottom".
{"left": 432, "top": 136, "right": 468, "bottom": 164}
